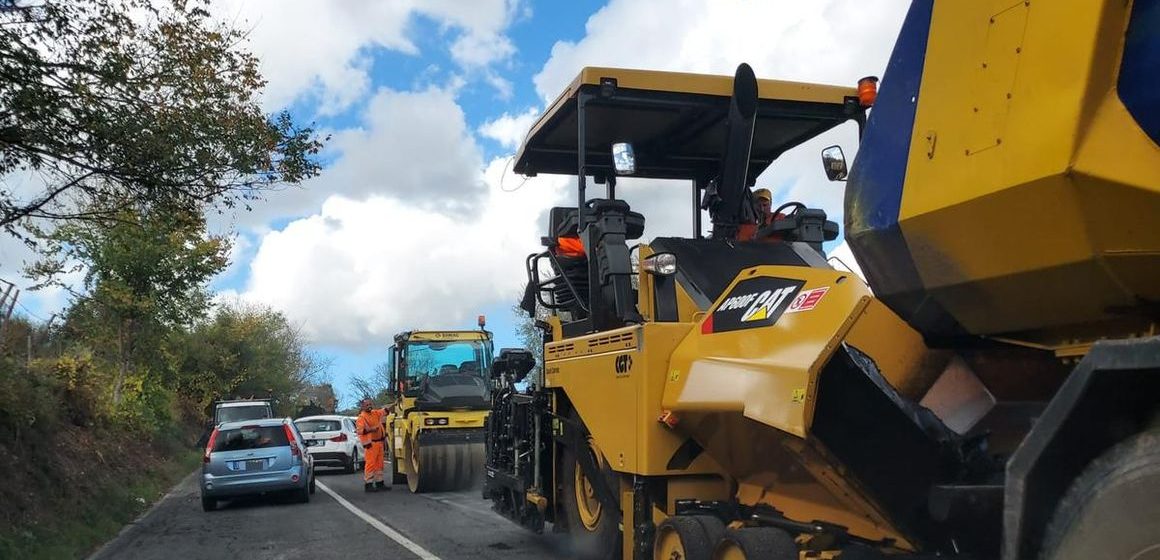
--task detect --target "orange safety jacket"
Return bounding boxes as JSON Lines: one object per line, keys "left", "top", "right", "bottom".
{"left": 356, "top": 408, "right": 387, "bottom": 447}
{"left": 737, "top": 213, "right": 787, "bottom": 243}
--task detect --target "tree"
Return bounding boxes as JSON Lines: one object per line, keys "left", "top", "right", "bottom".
{"left": 171, "top": 301, "right": 327, "bottom": 417}
{"left": 0, "top": 0, "right": 325, "bottom": 234}
{"left": 350, "top": 360, "right": 392, "bottom": 403}
{"left": 511, "top": 289, "right": 549, "bottom": 384}
{"left": 26, "top": 201, "right": 230, "bottom": 404}
{"left": 297, "top": 382, "right": 337, "bottom": 415}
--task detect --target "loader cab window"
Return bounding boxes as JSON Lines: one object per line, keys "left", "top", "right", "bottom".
{"left": 401, "top": 339, "right": 493, "bottom": 385}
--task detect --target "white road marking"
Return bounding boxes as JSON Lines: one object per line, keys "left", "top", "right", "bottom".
{"left": 317, "top": 481, "right": 441, "bottom": 560}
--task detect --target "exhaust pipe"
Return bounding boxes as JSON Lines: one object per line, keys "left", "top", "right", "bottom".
{"left": 708, "top": 63, "right": 759, "bottom": 240}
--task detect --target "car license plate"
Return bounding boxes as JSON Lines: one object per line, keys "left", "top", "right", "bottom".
{"left": 306, "top": 439, "right": 322, "bottom": 447}
{"left": 246, "top": 459, "right": 265, "bottom": 471}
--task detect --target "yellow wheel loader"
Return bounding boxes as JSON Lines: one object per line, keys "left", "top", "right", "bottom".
{"left": 385, "top": 320, "right": 493, "bottom": 493}
{"left": 484, "top": 2, "right": 1160, "bottom": 558}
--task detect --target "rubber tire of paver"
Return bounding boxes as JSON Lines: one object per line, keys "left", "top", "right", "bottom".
{"left": 654, "top": 515, "right": 726, "bottom": 560}
{"left": 1040, "top": 428, "right": 1160, "bottom": 560}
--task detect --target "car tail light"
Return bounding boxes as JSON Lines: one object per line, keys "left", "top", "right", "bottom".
{"left": 283, "top": 424, "right": 300, "bottom": 457}
{"left": 330, "top": 433, "right": 348, "bottom": 442}
{"left": 204, "top": 428, "right": 219, "bottom": 463}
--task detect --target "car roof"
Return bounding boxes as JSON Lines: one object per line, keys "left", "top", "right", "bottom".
{"left": 217, "top": 417, "right": 288, "bottom": 430}
{"left": 295, "top": 415, "right": 346, "bottom": 422}
{"left": 217, "top": 400, "right": 271, "bottom": 408}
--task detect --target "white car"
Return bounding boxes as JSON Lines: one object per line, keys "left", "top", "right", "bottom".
{"left": 294, "top": 415, "right": 364, "bottom": 473}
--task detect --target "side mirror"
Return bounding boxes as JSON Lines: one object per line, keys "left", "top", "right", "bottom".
{"left": 612, "top": 142, "right": 636, "bottom": 175}
{"left": 821, "top": 145, "right": 848, "bottom": 182}
{"left": 492, "top": 348, "right": 535, "bottom": 384}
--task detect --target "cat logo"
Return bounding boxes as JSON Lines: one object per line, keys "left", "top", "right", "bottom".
{"left": 706, "top": 277, "right": 806, "bottom": 334}
{"left": 739, "top": 285, "right": 799, "bottom": 323}
{"left": 615, "top": 354, "right": 633, "bottom": 376}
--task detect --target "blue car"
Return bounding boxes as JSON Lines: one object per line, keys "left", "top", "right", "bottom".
{"left": 200, "top": 417, "right": 315, "bottom": 511}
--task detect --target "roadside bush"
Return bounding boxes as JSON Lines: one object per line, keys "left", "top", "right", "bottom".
{"left": 47, "top": 351, "right": 105, "bottom": 427}
{"left": 0, "top": 357, "right": 61, "bottom": 444}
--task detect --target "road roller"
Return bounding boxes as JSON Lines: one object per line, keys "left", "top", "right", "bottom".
{"left": 385, "top": 318, "right": 493, "bottom": 492}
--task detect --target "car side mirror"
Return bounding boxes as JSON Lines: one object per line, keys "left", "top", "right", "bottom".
{"left": 821, "top": 145, "right": 848, "bottom": 182}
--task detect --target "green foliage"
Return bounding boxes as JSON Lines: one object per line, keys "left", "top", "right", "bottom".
{"left": 0, "top": 322, "right": 62, "bottom": 440}
{"left": 170, "top": 301, "right": 327, "bottom": 417}
{"left": 26, "top": 202, "right": 231, "bottom": 405}
{"left": 27, "top": 204, "right": 231, "bottom": 328}
{"left": 0, "top": 0, "right": 326, "bottom": 233}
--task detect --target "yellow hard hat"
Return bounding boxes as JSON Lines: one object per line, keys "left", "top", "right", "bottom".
{"left": 753, "top": 188, "right": 771, "bottom": 201}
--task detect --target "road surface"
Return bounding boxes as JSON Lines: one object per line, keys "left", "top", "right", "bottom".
{"left": 88, "top": 465, "right": 569, "bottom": 560}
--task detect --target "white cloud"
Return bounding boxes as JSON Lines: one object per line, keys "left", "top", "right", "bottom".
{"left": 234, "top": 158, "right": 568, "bottom": 349}
{"left": 210, "top": 0, "right": 522, "bottom": 114}
{"left": 232, "top": 86, "right": 487, "bottom": 228}
{"left": 451, "top": 31, "right": 516, "bottom": 69}
{"left": 479, "top": 108, "right": 540, "bottom": 150}
{"left": 325, "top": 88, "right": 487, "bottom": 211}
{"left": 534, "top": 0, "right": 906, "bottom": 103}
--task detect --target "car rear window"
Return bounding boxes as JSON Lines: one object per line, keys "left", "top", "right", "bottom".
{"left": 295, "top": 419, "right": 342, "bottom": 432}
{"left": 216, "top": 405, "right": 270, "bottom": 424}
{"left": 212, "top": 426, "right": 289, "bottom": 452}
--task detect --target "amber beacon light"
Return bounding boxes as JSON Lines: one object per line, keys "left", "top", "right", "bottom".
{"left": 857, "top": 75, "right": 879, "bottom": 107}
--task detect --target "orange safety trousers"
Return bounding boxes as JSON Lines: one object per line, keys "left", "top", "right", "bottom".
{"left": 357, "top": 408, "right": 387, "bottom": 484}
{"left": 363, "top": 441, "right": 384, "bottom": 483}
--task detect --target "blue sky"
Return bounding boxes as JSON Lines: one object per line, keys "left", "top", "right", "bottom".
{"left": 5, "top": 0, "right": 910, "bottom": 409}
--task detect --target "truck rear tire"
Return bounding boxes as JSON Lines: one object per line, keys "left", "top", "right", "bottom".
{"left": 1041, "top": 428, "right": 1160, "bottom": 560}
{"left": 560, "top": 434, "right": 621, "bottom": 560}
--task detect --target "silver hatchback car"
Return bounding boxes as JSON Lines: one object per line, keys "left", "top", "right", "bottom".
{"left": 200, "top": 417, "right": 315, "bottom": 511}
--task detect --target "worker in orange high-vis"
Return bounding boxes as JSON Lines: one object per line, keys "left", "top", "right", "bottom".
{"left": 356, "top": 397, "right": 391, "bottom": 492}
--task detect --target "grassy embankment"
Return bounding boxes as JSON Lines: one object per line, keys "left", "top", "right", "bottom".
{"left": 0, "top": 425, "right": 201, "bottom": 559}
{"left": 0, "top": 336, "right": 204, "bottom": 560}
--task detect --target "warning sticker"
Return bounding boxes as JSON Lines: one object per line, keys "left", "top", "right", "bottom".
{"left": 785, "top": 287, "right": 829, "bottom": 314}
